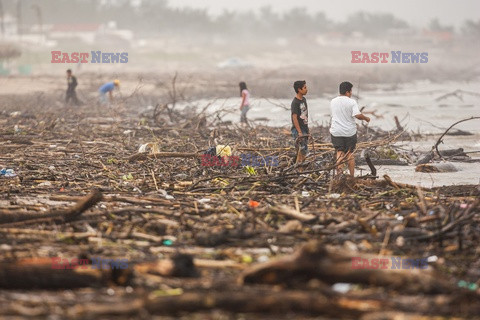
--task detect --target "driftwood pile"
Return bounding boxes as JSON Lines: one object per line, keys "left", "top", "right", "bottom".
{"left": 0, "top": 98, "right": 479, "bottom": 319}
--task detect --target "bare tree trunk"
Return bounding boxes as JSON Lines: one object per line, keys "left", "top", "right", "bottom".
{"left": 0, "top": 0, "right": 5, "bottom": 38}
{"left": 16, "top": 0, "right": 22, "bottom": 38}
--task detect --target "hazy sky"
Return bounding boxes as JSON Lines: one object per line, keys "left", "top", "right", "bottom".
{"left": 167, "top": 0, "right": 480, "bottom": 28}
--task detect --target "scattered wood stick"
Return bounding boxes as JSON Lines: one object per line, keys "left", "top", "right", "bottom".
{"left": 0, "top": 190, "right": 102, "bottom": 225}
{"left": 269, "top": 205, "right": 316, "bottom": 222}
{"left": 433, "top": 116, "right": 480, "bottom": 159}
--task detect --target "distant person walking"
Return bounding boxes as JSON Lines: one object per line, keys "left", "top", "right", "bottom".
{"left": 291, "top": 80, "right": 309, "bottom": 164}
{"left": 65, "top": 69, "right": 80, "bottom": 105}
{"left": 330, "top": 81, "right": 370, "bottom": 177}
{"left": 99, "top": 79, "right": 120, "bottom": 105}
{"left": 239, "top": 81, "right": 250, "bottom": 124}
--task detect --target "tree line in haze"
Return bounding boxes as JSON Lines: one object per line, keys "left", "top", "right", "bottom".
{"left": 1, "top": 0, "right": 479, "bottom": 39}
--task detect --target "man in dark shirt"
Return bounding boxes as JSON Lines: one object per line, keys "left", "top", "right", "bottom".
{"left": 66, "top": 69, "right": 80, "bottom": 105}
{"left": 291, "top": 80, "right": 309, "bottom": 164}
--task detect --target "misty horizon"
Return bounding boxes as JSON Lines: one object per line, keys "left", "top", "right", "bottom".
{"left": 166, "top": 0, "right": 479, "bottom": 28}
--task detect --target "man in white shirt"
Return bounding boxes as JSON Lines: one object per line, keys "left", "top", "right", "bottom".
{"left": 330, "top": 81, "right": 370, "bottom": 177}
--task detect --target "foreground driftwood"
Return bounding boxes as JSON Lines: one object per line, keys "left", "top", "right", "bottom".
{"left": 0, "top": 189, "right": 102, "bottom": 225}
{"left": 0, "top": 258, "right": 130, "bottom": 289}
{"left": 240, "top": 241, "right": 453, "bottom": 294}
{"left": 0, "top": 254, "right": 195, "bottom": 289}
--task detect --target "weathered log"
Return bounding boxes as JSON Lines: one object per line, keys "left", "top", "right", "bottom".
{"left": 383, "top": 175, "right": 420, "bottom": 189}
{"left": 239, "top": 241, "right": 453, "bottom": 294}
{"left": 134, "top": 253, "right": 197, "bottom": 277}
{"left": 0, "top": 254, "right": 196, "bottom": 289}
{"left": 128, "top": 152, "right": 201, "bottom": 163}
{"left": 416, "top": 148, "right": 467, "bottom": 165}
{"left": 69, "top": 289, "right": 480, "bottom": 317}
{"left": 0, "top": 258, "right": 132, "bottom": 289}
{"left": 416, "top": 151, "right": 434, "bottom": 165}
{"left": 269, "top": 205, "right": 316, "bottom": 222}
{"left": 68, "top": 299, "right": 144, "bottom": 318}
{"left": 438, "top": 148, "right": 467, "bottom": 157}
{"left": 145, "top": 290, "right": 376, "bottom": 316}
{"left": 415, "top": 162, "right": 458, "bottom": 173}
{"left": 0, "top": 189, "right": 102, "bottom": 225}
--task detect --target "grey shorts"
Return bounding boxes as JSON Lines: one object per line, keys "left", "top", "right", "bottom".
{"left": 331, "top": 133, "right": 357, "bottom": 153}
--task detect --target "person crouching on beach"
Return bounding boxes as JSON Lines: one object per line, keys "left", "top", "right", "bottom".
{"left": 99, "top": 79, "right": 120, "bottom": 105}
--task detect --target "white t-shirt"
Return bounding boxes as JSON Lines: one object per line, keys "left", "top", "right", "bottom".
{"left": 329, "top": 96, "right": 361, "bottom": 137}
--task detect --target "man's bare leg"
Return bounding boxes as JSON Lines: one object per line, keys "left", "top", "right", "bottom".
{"left": 296, "top": 151, "right": 306, "bottom": 164}
{"left": 335, "top": 150, "right": 346, "bottom": 176}
{"left": 296, "top": 150, "right": 306, "bottom": 172}
{"left": 347, "top": 151, "right": 355, "bottom": 177}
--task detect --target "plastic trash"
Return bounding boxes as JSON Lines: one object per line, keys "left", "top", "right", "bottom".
{"left": 458, "top": 280, "right": 478, "bottom": 291}
{"left": 0, "top": 168, "right": 17, "bottom": 178}
{"left": 151, "top": 288, "right": 184, "bottom": 297}
{"left": 216, "top": 145, "right": 232, "bottom": 157}
{"left": 244, "top": 165, "right": 257, "bottom": 176}
{"left": 204, "top": 146, "right": 216, "bottom": 157}
{"left": 162, "top": 239, "right": 173, "bottom": 246}
{"left": 158, "top": 189, "right": 175, "bottom": 200}
{"left": 327, "top": 193, "right": 341, "bottom": 199}
{"left": 241, "top": 255, "right": 253, "bottom": 264}
{"left": 248, "top": 199, "right": 260, "bottom": 208}
{"left": 302, "top": 191, "right": 310, "bottom": 197}
{"left": 332, "top": 283, "right": 353, "bottom": 293}
{"left": 122, "top": 173, "right": 134, "bottom": 181}
{"left": 138, "top": 142, "right": 159, "bottom": 154}
{"left": 133, "top": 187, "right": 142, "bottom": 193}
{"left": 257, "top": 255, "right": 269, "bottom": 263}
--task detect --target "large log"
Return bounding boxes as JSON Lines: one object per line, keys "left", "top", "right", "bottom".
{"left": 0, "top": 189, "right": 102, "bottom": 225}
{"left": 239, "top": 241, "right": 453, "bottom": 294}
{"left": 0, "top": 258, "right": 132, "bottom": 289}
{"left": 145, "top": 290, "right": 375, "bottom": 316}
{"left": 0, "top": 254, "right": 195, "bottom": 289}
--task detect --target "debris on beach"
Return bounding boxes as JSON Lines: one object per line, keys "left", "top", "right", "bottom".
{"left": 0, "top": 93, "right": 479, "bottom": 319}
